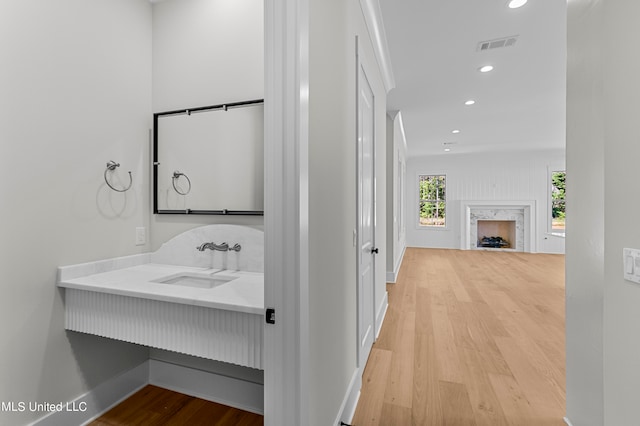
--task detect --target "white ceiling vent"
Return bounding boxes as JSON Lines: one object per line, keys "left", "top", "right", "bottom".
{"left": 477, "top": 36, "right": 519, "bottom": 52}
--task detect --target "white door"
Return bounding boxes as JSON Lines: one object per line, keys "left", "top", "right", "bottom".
{"left": 356, "top": 41, "right": 377, "bottom": 370}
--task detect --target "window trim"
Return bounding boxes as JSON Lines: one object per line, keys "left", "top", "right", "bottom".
{"left": 549, "top": 169, "right": 566, "bottom": 236}
{"left": 417, "top": 173, "right": 448, "bottom": 230}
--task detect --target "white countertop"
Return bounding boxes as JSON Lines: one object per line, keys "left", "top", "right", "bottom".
{"left": 58, "top": 263, "right": 264, "bottom": 315}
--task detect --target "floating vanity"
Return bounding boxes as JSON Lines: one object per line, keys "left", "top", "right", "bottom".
{"left": 57, "top": 225, "right": 264, "bottom": 369}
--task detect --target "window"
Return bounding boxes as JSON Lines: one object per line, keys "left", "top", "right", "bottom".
{"left": 551, "top": 170, "right": 565, "bottom": 233}
{"left": 419, "top": 174, "right": 446, "bottom": 227}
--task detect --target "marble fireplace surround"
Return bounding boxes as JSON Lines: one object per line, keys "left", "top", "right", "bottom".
{"left": 460, "top": 200, "right": 536, "bottom": 253}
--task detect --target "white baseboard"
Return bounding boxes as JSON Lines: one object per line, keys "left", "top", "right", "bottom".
{"left": 375, "top": 292, "right": 389, "bottom": 340}
{"left": 149, "top": 359, "right": 264, "bottom": 415}
{"left": 386, "top": 271, "right": 396, "bottom": 282}
{"left": 30, "top": 361, "right": 149, "bottom": 426}
{"left": 563, "top": 417, "right": 573, "bottom": 426}
{"left": 334, "top": 368, "right": 361, "bottom": 426}
{"left": 30, "top": 358, "right": 263, "bottom": 426}
{"left": 386, "top": 244, "right": 406, "bottom": 283}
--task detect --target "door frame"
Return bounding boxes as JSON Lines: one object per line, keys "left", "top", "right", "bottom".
{"left": 355, "top": 35, "right": 378, "bottom": 371}
{"left": 263, "top": 0, "right": 309, "bottom": 425}
{"left": 263, "top": 2, "right": 395, "bottom": 424}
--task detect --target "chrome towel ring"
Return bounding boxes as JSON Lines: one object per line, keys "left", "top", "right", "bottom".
{"left": 104, "top": 160, "right": 133, "bottom": 192}
{"left": 172, "top": 171, "right": 191, "bottom": 195}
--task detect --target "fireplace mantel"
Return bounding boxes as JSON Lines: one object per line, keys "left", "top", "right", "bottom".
{"left": 460, "top": 200, "right": 536, "bottom": 253}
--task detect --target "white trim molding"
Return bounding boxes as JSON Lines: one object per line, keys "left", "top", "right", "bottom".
{"left": 334, "top": 369, "right": 362, "bottom": 426}
{"left": 397, "top": 111, "right": 408, "bottom": 153}
{"left": 375, "top": 292, "right": 388, "bottom": 340}
{"left": 387, "top": 244, "right": 406, "bottom": 283}
{"left": 264, "top": 0, "right": 310, "bottom": 424}
{"left": 30, "top": 362, "right": 148, "bottom": 426}
{"left": 30, "top": 360, "right": 264, "bottom": 426}
{"left": 333, "top": 368, "right": 362, "bottom": 425}
{"left": 358, "top": 0, "right": 396, "bottom": 93}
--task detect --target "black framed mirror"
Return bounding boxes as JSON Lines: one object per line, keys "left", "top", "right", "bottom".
{"left": 153, "top": 99, "right": 264, "bottom": 215}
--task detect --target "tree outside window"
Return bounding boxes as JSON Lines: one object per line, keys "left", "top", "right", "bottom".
{"left": 551, "top": 171, "right": 565, "bottom": 232}
{"left": 419, "top": 175, "right": 446, "bottom": 227}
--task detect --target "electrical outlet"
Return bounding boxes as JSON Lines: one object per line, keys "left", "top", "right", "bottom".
{"left": 623, "top": 248, "right": 640, "bottom": 283}
{"left": 135, "top": 227, "right": 146, "bottom": 246}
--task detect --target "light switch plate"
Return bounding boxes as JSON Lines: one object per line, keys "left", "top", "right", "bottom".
{"left": 623, "top": 248, "right": 640, "bottom": 283}
{"left": 135, "top": 227, "right": 146, "bottom": 246}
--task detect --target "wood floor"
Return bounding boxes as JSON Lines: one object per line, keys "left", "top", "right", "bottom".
{"left": 352, "top": 248, "right": 566, "bottom": 426}
{"left": 90, "top": 385, "right": 263, "bottom": 426}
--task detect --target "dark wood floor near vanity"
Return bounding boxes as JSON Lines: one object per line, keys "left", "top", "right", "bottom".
{"left": 90, "top": 385, "right": 263, "bottom": 426}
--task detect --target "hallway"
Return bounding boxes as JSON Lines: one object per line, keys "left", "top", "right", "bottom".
{"left": 352, "top": 248, "right": 565, "bottom": 425}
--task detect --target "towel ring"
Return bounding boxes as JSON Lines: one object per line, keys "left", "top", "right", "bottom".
{"left": 104, "top": 161, "right": 133, "bottom": 192}
{"left": 172, "top": 171, "right": 191, "bottom": 195}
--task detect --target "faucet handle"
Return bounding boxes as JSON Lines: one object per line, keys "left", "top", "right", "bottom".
{"left": 229, "top": 243, "right": 242, "bottom": 252}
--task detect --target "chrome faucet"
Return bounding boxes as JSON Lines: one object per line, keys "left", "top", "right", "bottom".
{"left": 196, "top": 242, "right": 229, "bottom": 252}
{"left": 196, "top": 242, "right": 242, "bottom": 252}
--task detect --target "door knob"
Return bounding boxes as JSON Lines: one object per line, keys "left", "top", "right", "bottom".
{"left": 371, "top": 247, "right": 379, "bottom": 254}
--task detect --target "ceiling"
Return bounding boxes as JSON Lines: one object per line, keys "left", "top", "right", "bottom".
{"left": 378, "top": 0, "right": 567, "bottom": 158}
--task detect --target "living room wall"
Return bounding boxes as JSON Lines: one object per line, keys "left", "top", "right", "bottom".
{"left": 406, "top": 149, "right": 565, "bottom": 254}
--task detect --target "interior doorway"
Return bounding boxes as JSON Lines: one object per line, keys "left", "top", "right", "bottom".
{"left": 356, "top": 37, "right": 377, "bottom": 371}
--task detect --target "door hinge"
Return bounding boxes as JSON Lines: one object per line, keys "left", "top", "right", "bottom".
{"left": 266, "top": 308, "right": 276, "bottom": 324}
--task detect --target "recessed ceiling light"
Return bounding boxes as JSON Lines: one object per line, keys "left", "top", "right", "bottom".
{"left": 479, "top": 65, "right": 494, "bottom": 73}
{"left": 508, "top": 0, "right": 527, "bottom": 8}
{"left": 444, "top": 148, "right": 451, "bottom": 152}
{"left": 452, "top": 130, "right": 460, "bottom": 134}
{"left": 465, "top": 100, "right": 475, "bottom": 106}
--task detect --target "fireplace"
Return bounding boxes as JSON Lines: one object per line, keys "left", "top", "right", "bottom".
{"left": 460, "top": 200, "right": 536, "bottom": 252}
{"left": 477, "top": 220, "right": 516, "bottom": 249}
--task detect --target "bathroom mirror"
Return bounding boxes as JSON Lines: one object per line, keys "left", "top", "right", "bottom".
{"left": 153, "top": 99, "right": 264, "bottom": 215}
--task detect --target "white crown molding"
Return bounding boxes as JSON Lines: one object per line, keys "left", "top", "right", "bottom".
{"left": 358, "top": 0, "right": 396, "bottom": 93}
{"left": 397, "top": 110, "right": 408, "bottom": 152}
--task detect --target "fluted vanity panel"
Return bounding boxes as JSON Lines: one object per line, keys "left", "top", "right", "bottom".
{"left": 65, "top": 289, "right": 263, "bottom": 369}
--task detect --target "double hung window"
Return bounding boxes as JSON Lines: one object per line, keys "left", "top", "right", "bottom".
{"left": 419, "top": 175, "right": 446, "bottom": 227}
{"left": 551, "top": 171, "right": 566, "bottom": 233}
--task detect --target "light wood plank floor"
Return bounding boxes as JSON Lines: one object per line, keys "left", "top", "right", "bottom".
{"left": 352, "top": 248, "right": 565, "bottom": 426}
{"left": 90, "top": 385, "right": 263, "bottom": 426}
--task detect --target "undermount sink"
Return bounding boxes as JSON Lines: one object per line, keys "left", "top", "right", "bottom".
{"left": 152, "top": 272, "right": 235, "bottom": 289}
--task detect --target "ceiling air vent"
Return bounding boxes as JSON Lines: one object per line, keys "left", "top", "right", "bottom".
{"left": 477, "top": 35, "right": 519, "bottom": 52}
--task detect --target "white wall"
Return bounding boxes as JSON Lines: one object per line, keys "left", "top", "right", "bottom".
{"left": 567, "top": 1, "right": 640, "bottom": 424}
{"left": 0, "top": 1, "right": 152, "bottom": 424}
{"left": 386, "top": 111, "right": 407, "bottom": 282}
{"left": 406, "top": 149, "right": 566, "bottom": 254}
{"left": 601, "top": 1, "right": 640, "bottom": 420}
{"left": 565, "top": 1, "right": 604, "bottom": 424}
{"left": 150, "top": 0, "right": 264, "bottom": 248}
{"left": 152, "top": 0, "right": 263, "bottom": 112}
{"left": 306, "top": 0, "right": 387, "bottom": 423}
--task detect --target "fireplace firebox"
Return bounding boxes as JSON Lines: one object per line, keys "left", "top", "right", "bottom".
{"left": 476, "top": 220, "right": 516, "bottom": 249}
